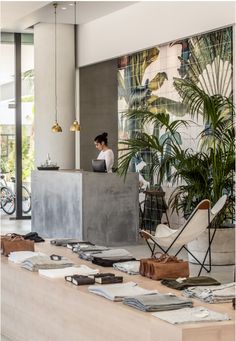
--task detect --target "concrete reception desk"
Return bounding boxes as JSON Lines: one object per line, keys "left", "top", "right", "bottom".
{"left": 31, "top": 170, "right": 139, "bottom": 246}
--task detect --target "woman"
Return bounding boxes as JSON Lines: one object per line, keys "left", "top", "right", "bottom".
{"left": 94, "top": 132, "right": 114, "bottom": 173}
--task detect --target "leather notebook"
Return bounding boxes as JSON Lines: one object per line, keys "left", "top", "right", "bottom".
{"left": 95, "top": 276, "right": 123, "bottom": 284}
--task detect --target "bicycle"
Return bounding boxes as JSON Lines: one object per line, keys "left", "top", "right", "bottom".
{"left": 0, "top": 174, "right": 31, "bottom": 215}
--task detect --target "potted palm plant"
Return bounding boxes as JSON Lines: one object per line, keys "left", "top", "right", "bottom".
{"left": 118, "top": 79, "right": 235, "bottom": 265}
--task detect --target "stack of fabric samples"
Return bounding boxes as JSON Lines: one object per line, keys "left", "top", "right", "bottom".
{"left": 39, "top": 264, "right": 99, "bottom": 279}
{"left": 88, "top": 281, "right": 157, "bottom": 301}
{"left": 113, "top": 261, "right": 140, "bottom": 275}
{"left": 123, "top": 293, "right": 193, "bottom": 312}
{"left": 66, "top": 241, "right": 94, "bottom": 250}
{"left": 50, "top": 239, "right": 82, "bottom": 247}
{"left": 78, "top": 245, "right": 110, "bottom": 260}
{"left": 161, "top": 276, "right": 221, "bottom": 290}
{"left": 152, "top": 306, "right": 230, "bottom": 324}
{"left": 182, "top": 282, "right": 236, "bottom": 303}
{"left": 91, "top": 249, "right": 135, "bottom": 267}
{"left": 21, "top": 255, "right": 75, "bottom": 271}
{"left": 8, "top": 251, "right": 46, "bottom": 264}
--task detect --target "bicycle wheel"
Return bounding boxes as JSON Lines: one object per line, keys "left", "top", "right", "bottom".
{"left": 1, "top": 186, "right": 15, "bottom": 215}
{"left": 22, "top": 185, "right": 31, "bottom": 214}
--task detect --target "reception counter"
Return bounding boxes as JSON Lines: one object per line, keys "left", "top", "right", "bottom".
{"left": 31, "top": 170, "right": 139, "bottom": 246}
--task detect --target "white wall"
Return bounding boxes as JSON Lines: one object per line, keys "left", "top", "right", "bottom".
{"left": 78, "top": 1, "right": 235, "bottom": 67}
{"left": 34, "top": 23, "right": 75, "bottom": 169}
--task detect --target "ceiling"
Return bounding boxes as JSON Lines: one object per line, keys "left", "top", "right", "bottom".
{"left": 1, "top": 1, "right": 137, "bottom": 33}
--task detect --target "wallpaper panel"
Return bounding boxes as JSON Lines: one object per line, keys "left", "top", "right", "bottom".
{"left": 118, "top": 27, "right": 233, "bottom": 182}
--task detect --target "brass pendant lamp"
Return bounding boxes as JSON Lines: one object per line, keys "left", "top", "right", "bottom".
{"left": 51, "top": 3, "right": 62, "bottom": 133}
{"left": 70, "top": 1, "right": 80, "bottom": 132}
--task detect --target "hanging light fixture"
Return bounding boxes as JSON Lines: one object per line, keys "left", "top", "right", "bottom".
{"left": 51, "top": 3, "right": 62, "bottom": 133}
{"left": 70, "top": 1, "right": 80, "bottom": 132}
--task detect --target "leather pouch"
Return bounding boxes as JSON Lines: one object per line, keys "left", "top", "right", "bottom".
{"left": 1, "top": 233, "right": 22, "bottom": 250}
{"left": 140, "top": 254, "right": 189, "bottom": 280}
{"left": 2, "top": 235, "right": 34, "bottom": 256}
{"left": 139, "top": 258, "right": 154, "bottom": 277}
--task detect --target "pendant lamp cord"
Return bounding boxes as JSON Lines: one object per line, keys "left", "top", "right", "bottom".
{"left": 54, "top": 3, "right": 58, "bottom": 123}
{"left": 74, "top": 2, "right": 78, "bottom": 121}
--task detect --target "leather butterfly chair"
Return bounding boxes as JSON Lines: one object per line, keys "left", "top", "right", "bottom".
{"left": 140, "top": 195, "right": 227, "bottom": 276}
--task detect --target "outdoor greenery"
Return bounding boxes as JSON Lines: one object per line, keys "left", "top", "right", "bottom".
{"left": 0, "top": 68, "right": 34, "bottom": 181}
{"left": 1, "top": 127, "right": 34, "bottom": 181}
{"left": 118, "top": 79, "right": 235, "bottom": 226}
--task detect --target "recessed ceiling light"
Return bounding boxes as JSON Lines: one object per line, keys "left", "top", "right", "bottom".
{"left": 69, "top": 3, "right": 74, "bottom": 6}
{"left": 61, "top": 7, "right": 67, "bottom": 10}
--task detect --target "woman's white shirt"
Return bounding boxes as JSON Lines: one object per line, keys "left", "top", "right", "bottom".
{"left": 98, "top": 149, "right": 114, "bottom": 173}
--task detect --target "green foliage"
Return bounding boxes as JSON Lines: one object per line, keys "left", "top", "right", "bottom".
{"left": 118, "top": 81, "right": 235, "bottom": 226}
{"left": 2, "top": 127, "right": 34, "bottom": 181}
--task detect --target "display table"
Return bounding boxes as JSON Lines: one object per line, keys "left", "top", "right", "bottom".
{"left": 1, "top": 242, "right": 235, "bottom": 341}
{"left": 31, "top": 170, "right": 139, "bottom": 245}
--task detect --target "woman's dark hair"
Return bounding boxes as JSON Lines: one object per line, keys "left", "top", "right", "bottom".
{"left": 94, "top": 132, "right": 108, "bottom": 145}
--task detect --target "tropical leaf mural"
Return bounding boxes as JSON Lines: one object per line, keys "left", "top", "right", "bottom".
{"left": 118, "top": 26, "right": 233, "bottom": 184}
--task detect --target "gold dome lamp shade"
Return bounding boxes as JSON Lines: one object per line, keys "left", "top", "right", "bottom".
{"left": 70, "top": 119, "right": 80, "bottom": 132}
{"left": 52, "top": 121, "right": 62, "bottom": 132}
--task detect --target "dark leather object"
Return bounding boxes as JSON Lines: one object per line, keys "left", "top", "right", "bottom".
{"left": 140, "top": 254, "right": 189, "bottom": 280}
{"left": 65, "top": 275, "right": 95, "bottom": 286}
{"left": 92, "top": 273, "right": 115, "bottom": 278}
{"left": 95, "top": 276, "right": 123, "bottom": 284}
{"left": 2, "top": 235, "right": 34, "bottom": 256}
{"left": 92, "top": 257, "right": 136, "bottom": 267}
{"left": 24, "top": 232, "right": 45, "bottom": 243}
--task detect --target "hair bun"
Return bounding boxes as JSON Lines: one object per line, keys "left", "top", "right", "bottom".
{"left": 102, "top": 132, "right": 108, "bottom": 138}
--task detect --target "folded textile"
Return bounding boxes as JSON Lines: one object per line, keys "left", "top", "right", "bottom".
{"left": 79, "top": 251, "right": 108, "bottom": 261}
{"left": 8, "top": 251, "right": 46, "bottom": 264}
{"left": 77, "top": 245, "right": 109, "bottom": 252}
{"left": 92, "top": 257, "right": 136, "bottom": 267}
{"left": 182, "top": 282, "right": 236, "bottom": 303}
{"left": 123, "top": 293, "right": 193, "bottom": 312}
{"left": 88, "top": 281, "right": 157, "bottom": 301}
{"left": 39, "top": 265, "right": 99, "bottom": 279}
{"left": 67, "top": 241, "right": 95, "bottom": 250}
{"left": 113, "top": 261, "right": 140, "bottom": 275}
{"left": 50, "top": 239, "right": 82, "bottom": 247}
{"left": 91, "top": 249, "right": 132, "bottom": 259}
{"left": 21, "top": 255, "right": 74, "bottom": 271}
{"left": 152, "top": 306, "right": 230, "bottom": 324}
{"left": 161, "top": 276, "right": 221, "bottom": 290}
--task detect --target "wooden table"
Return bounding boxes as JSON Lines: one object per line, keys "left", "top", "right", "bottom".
{"left": 1, "top": 242, "right": 235, "bottom": 341}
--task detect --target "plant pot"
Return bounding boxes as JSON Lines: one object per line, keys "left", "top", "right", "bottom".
{"left": 188, "top": 227, "right": 235, "bottom": 266}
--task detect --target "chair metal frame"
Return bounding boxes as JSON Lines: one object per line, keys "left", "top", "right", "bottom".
{"left": 140, "top": 198, "right": 225, "bottom": 276}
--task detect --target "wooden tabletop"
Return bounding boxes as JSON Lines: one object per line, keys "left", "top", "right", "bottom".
{"left": 1, "top": 241, "right": 235, "bottom": 341}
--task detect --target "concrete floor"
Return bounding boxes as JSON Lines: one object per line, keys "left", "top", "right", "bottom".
{"left": 1, "top": 211, "right": 234, "bottom": 284}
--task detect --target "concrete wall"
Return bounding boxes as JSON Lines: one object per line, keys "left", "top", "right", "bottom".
{"left": 79, "top": 59, "right": 118, "bottom": 171}
{"left": 78, "top": 1, "right": 235, "bottom": 67}
{"left": 32, "top": 170, "right": 139, "bottom": 245}
{"left": 34, "top": 23, "right": 75, "bottom": 169}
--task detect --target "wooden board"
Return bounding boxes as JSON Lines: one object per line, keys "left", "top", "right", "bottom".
{"left": 1, "top": 242, "right": 235, "bottom": 341}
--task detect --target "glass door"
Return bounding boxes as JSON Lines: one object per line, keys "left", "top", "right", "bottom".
{"left": 0, "top": 33, "right": 34, "bottom": 219}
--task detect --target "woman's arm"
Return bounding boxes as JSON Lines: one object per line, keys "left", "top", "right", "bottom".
{"left": 104, "top": 150, "right": 114, "bottom": 173}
